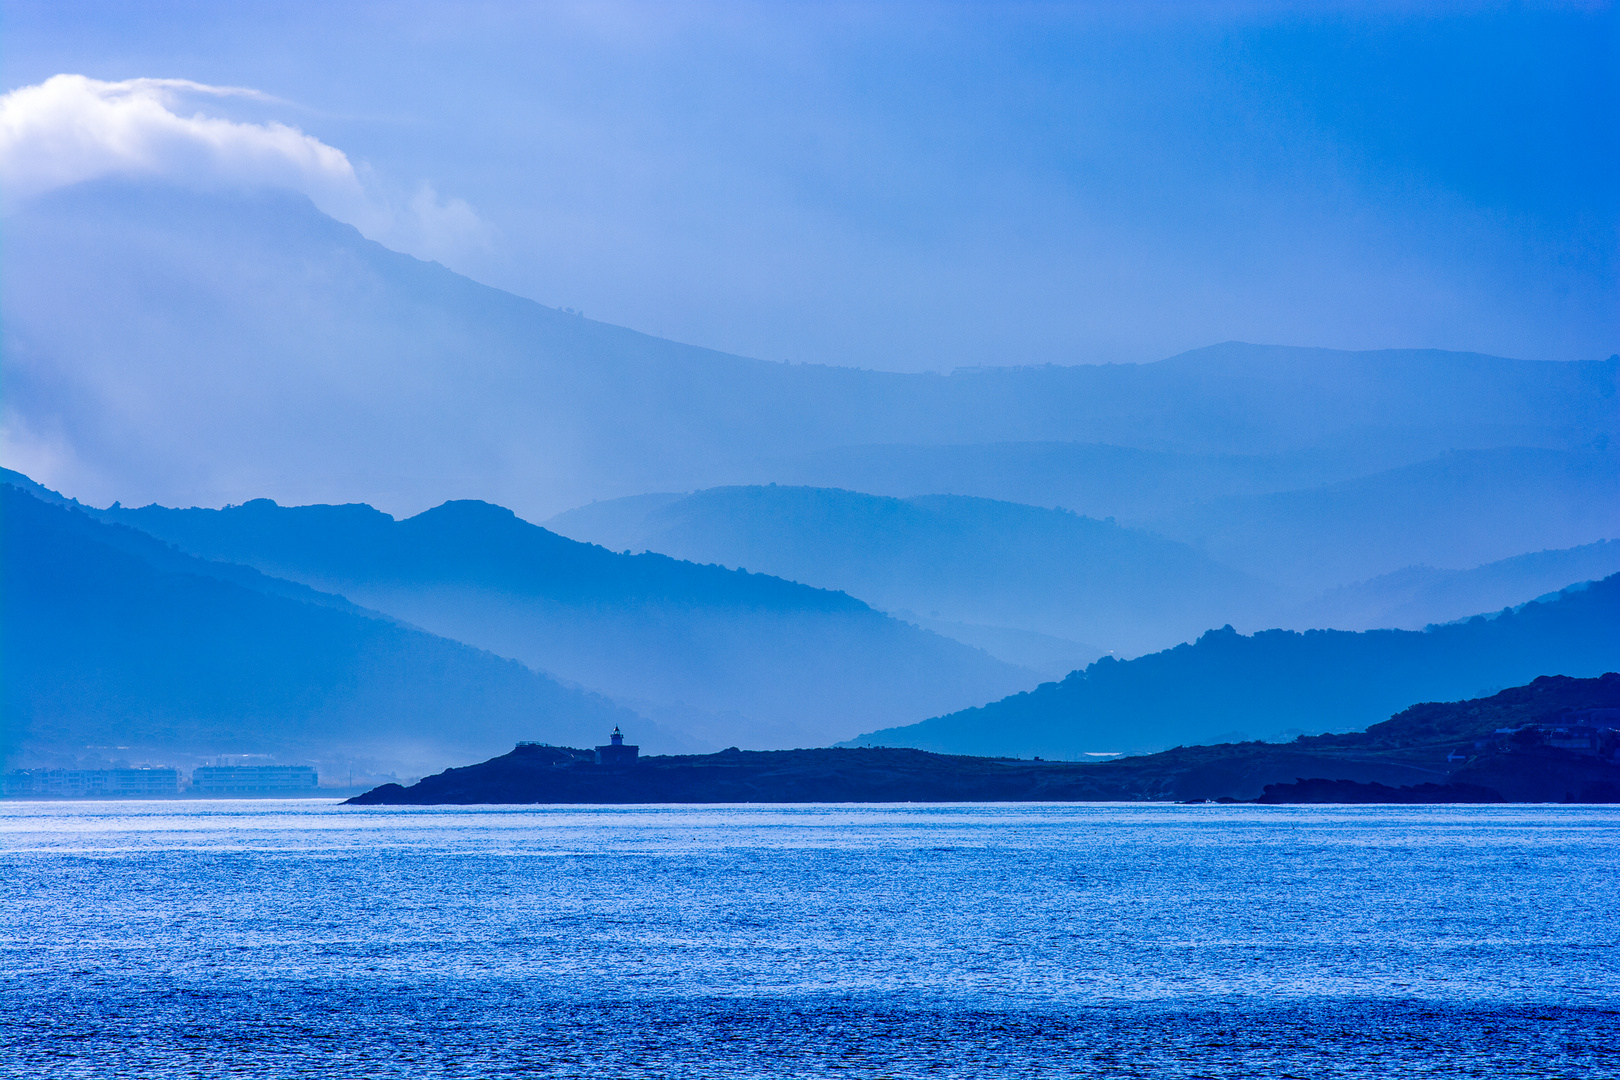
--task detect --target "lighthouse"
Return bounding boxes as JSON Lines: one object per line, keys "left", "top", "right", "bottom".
{"left": 594, "top": 726, "right": 640, "bottom": 766}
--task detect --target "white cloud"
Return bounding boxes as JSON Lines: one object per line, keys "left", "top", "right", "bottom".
{"left": 0, "top": 74, "right": 487, "bottom": 263}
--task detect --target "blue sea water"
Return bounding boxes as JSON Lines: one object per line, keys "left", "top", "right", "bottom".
{"left": 1, "top": 801, "right": 1616, "bottom": 1078}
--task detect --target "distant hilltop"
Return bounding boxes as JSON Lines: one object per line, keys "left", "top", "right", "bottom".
{"left": 849, "top": 576, "right": 1620, "bottom": 758}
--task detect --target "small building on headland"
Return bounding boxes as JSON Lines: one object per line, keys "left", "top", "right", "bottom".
{"left": 595, "top": 727, "right": 639, "bottom": 766}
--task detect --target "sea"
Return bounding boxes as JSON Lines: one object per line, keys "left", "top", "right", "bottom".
{"left": 1, "top": 800, "right": 1615, "bottom": 1079}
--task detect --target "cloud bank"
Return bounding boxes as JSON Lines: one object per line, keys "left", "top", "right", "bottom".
{"left": 0, "top": 74, "right": 486, "bottom": 263}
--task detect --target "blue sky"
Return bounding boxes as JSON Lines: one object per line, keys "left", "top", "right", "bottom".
{"left": 2, "top": 0, "right": 1615, "bottom": 371}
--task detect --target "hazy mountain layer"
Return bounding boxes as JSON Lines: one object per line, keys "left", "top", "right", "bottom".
{"left": 1289, "top": 540, "right": 1620, "bottom": 632}
{"left": 6, "top": 182, "right": 1615, "bottom": 524}
{"left": 1147, "top": 448, "right": 1619, "bottom": 590}
{"left": 752, "top": 441, "right": 1450, "bottom": 520}
{"left": 900, "top": 619, "right": 1104, "bottom": 681}
{"left": 0, "top": 484, "right": 657, "bottom": 779}
{"left": 546, "top": 485, "right": 1279, "bottom": 657}
{"left": 95, "top": 493, "right": 1032, "bottom": 749}
{"left": 849, "top": 575, "right": 1620, "bottom": 759}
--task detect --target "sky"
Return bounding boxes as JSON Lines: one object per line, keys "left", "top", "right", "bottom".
{"left": 1, "top": 0, "right": 1615, "bottom": 372}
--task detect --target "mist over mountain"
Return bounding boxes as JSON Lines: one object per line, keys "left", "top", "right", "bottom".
{"left": 0, "top": 482, "right": 658, "bottom": 778}
{"left": 95, "top": 491, "right": 1031, "bottom": 749}
{"left": 547, "top": 485, "right": 1279, "bottom": 659}
{"left": 1149, "top": 448, "right": 1620, "bottom": 590}
{"left": 4, "top": 182, "right": 1617, "bottom": 759}
{"left": 1290, "top": 540, "right": 1620, "bottom": 633}
{"left": 5, "top": 182, "right": 1614, "bottom": 527}
{"left": 749, "top": 444, "right": 1620, "bottom": 597}
{"left": 753, "top": 442, "right": 1430, "bottom": 521}
{"left": 850, "top": 575, "right": 1620, "bottom": 760}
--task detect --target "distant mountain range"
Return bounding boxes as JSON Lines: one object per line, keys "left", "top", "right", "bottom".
{"left": 1288, "top": 540, "right": 1620, "bottom": 632}
{"left": 1147, "top": 448, "right": 1619, "bottom": 590}
{"left": 547, "top": 481, "right": 1619, "bottom": 657}
{"left": 547, "top": 484, "right": 1280, "bottom": 659}
{"left": 850, "top": 574, "right": 1620, "bottom": 758}
{"left": 6, "top": 182, "right": 1614, "bottom": 530}
{"left": 7, "top": 465, "right": 1617, "bottom": 775}
{"left": 78, "top": 484, "right": 1030, "bottom": 751}
{"left": 0, "top": 483, "right": 654, "bottom": 779}
{"left": 4, "top": 180, "right": 1618, "bottom": 772}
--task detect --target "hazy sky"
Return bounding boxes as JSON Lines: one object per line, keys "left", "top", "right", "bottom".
{"left": 2, "top": 0, "right": 1615, "bottom": 372}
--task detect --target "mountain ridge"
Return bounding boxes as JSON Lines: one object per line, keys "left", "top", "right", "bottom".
{"left": 546, "top": 483, "right": 1281, "bottom": 657}
{"left": 91, "top": 486, "right": 1034, "bottom": 749}
{"left": 0, "top": 482, "right": 671, "bottom": 777}
{"left": 1289, "top": 539, "right": 1620, "bottom": 632}
{"left": 849, "top": 574, "right": 1620, "bottom": 758}
{"left": 6, "top": 181, "right": 1614, "bottom": 521}
{"left": 1149, "top": 447, "right": 1620, "bottom": 589}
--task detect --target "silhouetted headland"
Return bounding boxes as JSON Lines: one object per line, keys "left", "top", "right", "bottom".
{"left": 348, "top": 674, "right": 1620, "bottom": 805}
{"left": 345, "top": 744, "right": 1124, "bottom": 804}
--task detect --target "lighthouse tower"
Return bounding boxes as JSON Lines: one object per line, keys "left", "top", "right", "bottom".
{"left": 594, "top": 726, "right": 640, "bottom": 765}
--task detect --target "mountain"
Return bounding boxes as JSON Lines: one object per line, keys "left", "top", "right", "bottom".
{"left": 0, "top": 482, "right": 658, "bottom": 779}
{"left": 92, "top": 492, "right": 1032, "bottom": 749}
{"left": 0, "top": 467, "right": 89, "bottom": 510}
{"left": 751, "top": 441, "right": 1458, "bottom": 520}
{"left": 546, "top": 484, "right": 1280, "bottom": 658}
{"left": 6, "top": 181, "right": 1615, "bottom": 526}
{"left": 1147, "top": 448, "right": 1620, "bottom": 590}
{"left": 1289, "top": 540, "right": 1620, "bottom": 632}
{"left": 757, "top": 443, "right": 1620, "bottom": 590}
{"left": 1061, "top": 674, "right": 1620, "bottom": 802}
{"left": 849, "top": 574, "right": 1620, "bottom": 758}
{"left": 1138, "top": 673, "right": 1620, "bottom": 803}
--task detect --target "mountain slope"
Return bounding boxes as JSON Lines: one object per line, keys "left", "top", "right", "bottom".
{"left": 547, "top": 484, "right": 1281, "bottom": 657}
{"left": 1149, "top": 448, "right": 1620, "bottom": 590}
{"left": 1289, "top": 540, "right": 1620, "bottom": 632}
{"left": 94, "top": 492, "right": 1033, "bottom": 748}
{"left": 1048, "top": 674, "right": 1620, "bottom": 802}
{"left": 849, "top": 575, "right": 1620, "bottom": 758}
{"left": 0, "top": 483, "right": 655, "bottom": 777}
{"left": 753, "top": 441, "right": 1432, "bottom": 521}
{"left": 5, "top": 182, "right": 1615, "bottom": 523}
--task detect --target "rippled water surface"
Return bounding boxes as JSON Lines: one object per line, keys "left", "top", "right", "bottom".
{"left": 2, "top": 801, "right": 1616, "bottom": 1077}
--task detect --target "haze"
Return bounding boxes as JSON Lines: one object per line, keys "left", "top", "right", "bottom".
{"left": 1, "top": 0, "right": 1616, "bottom": 777}
{"left": 5, "top": 6, "right": 1620, "bottom": 1073}
{"left": 3, "top": 1, "right": 1613, "bottom": 379}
